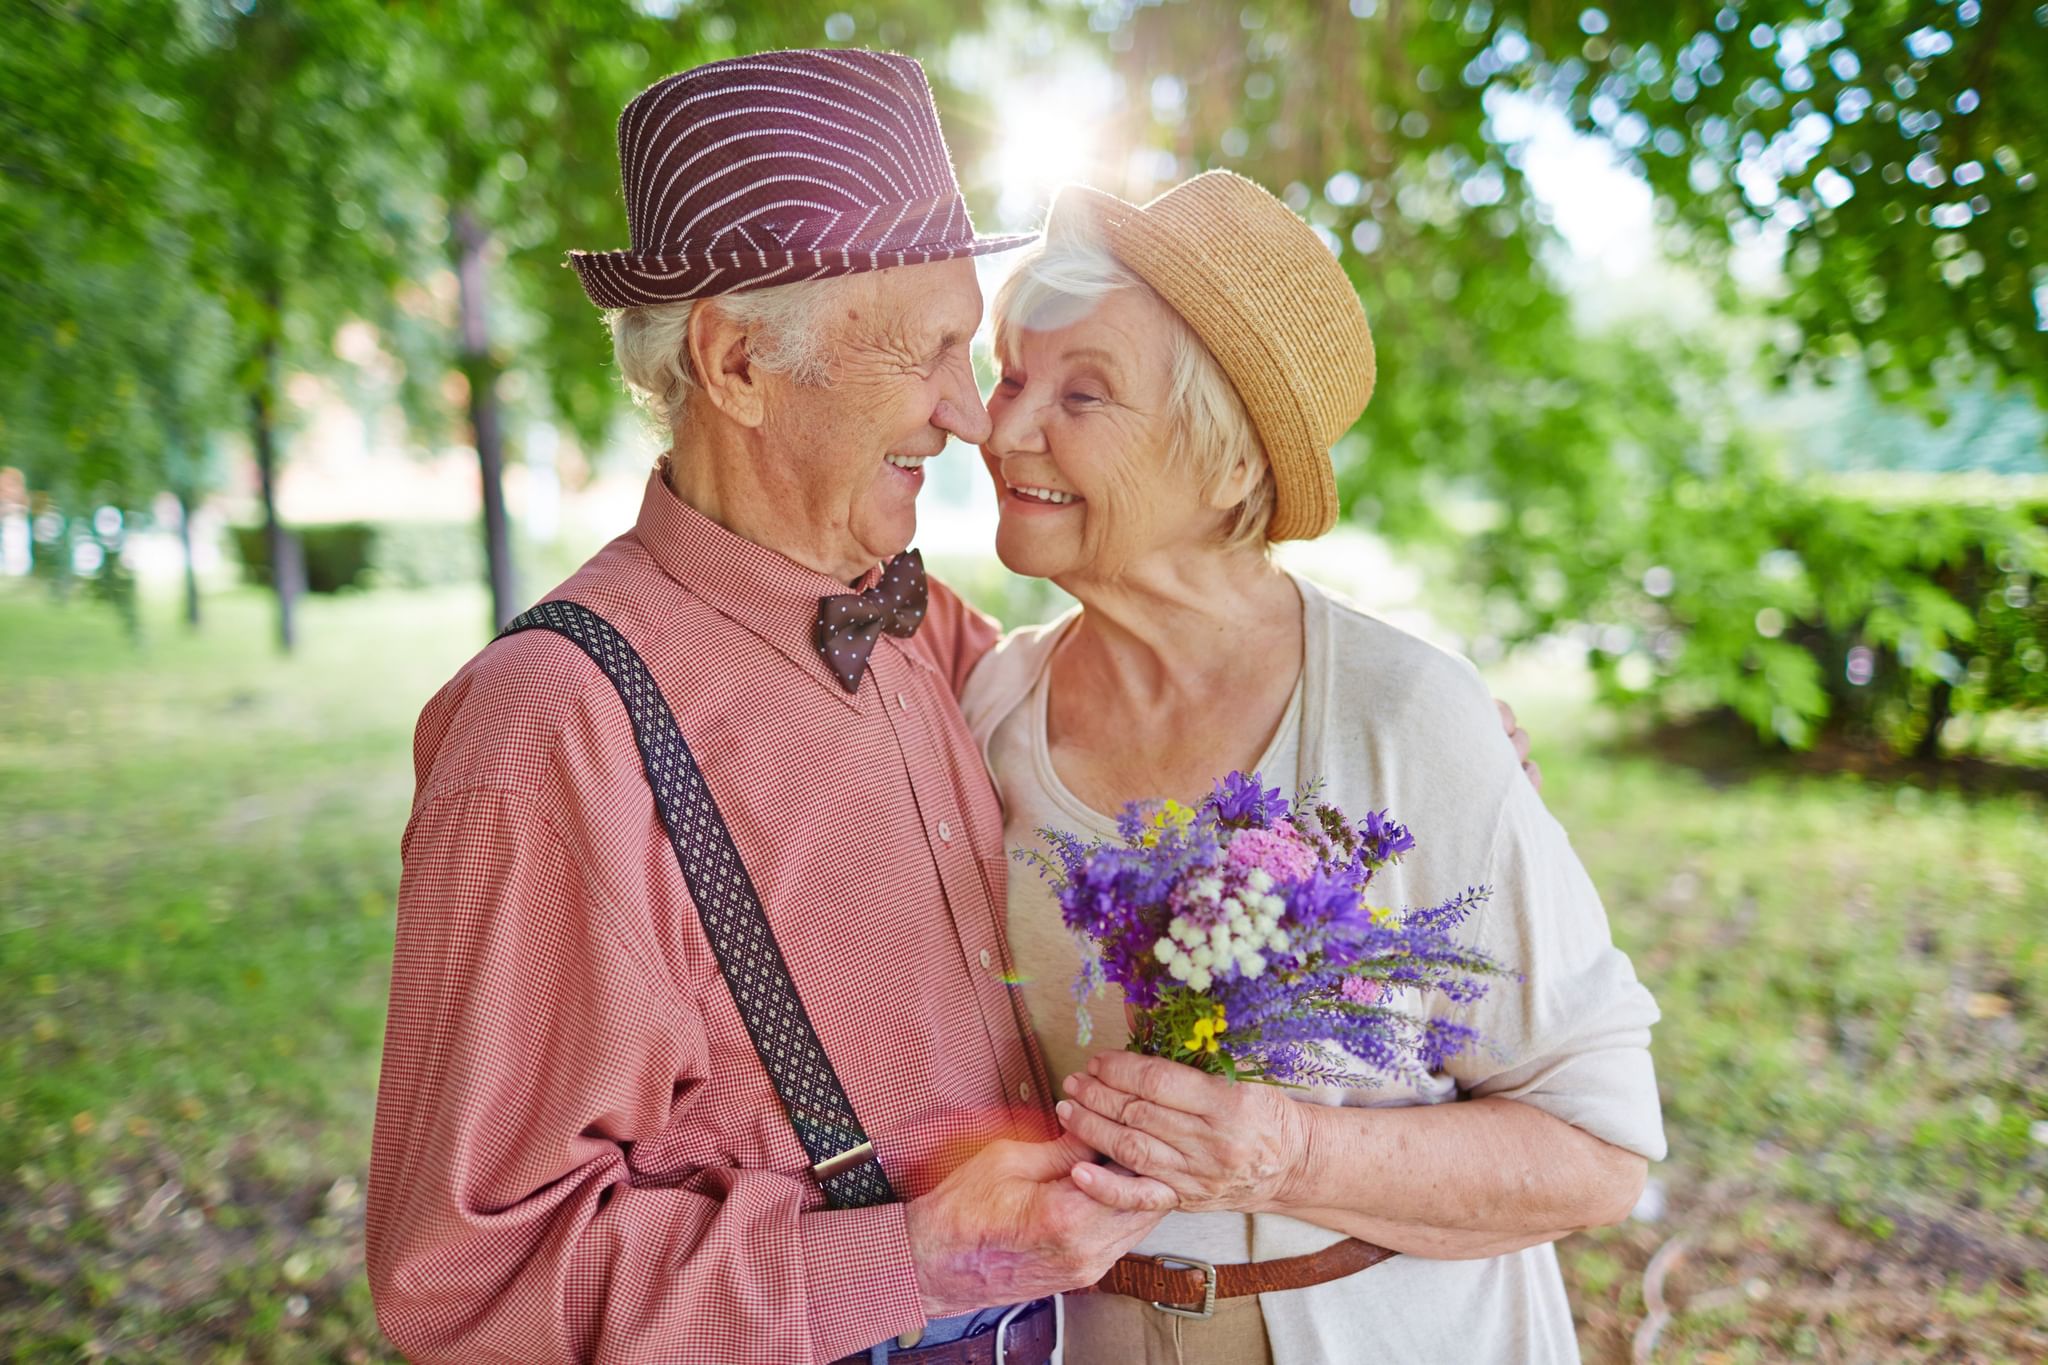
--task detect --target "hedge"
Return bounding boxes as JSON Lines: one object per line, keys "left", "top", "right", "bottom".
{"left": 1566, "top": 480, "right": 2046, "bottom": 756}
{"left": 229, "top": 521, "right": 483, "bottom": 595}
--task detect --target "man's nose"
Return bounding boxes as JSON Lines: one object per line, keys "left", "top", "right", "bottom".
{"left": 932, "top": 351, "right": 993, "bottom": 446}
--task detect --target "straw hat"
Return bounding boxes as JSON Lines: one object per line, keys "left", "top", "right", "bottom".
{"left": 1049, "top": 171, "right": 1375, "bottom": 541}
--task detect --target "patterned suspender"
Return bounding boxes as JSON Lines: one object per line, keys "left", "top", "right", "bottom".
{"left": 500, "top": 599, "right": 897, "bottom": 1210}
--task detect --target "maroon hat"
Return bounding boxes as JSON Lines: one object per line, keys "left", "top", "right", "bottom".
{"left": 569, "top": 49, "right": 1033, "bottom": 308}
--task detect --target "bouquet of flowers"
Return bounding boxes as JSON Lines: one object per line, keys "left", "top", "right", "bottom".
{"left": 1025, "top": 771, "right": 1510, "bottom": 1087}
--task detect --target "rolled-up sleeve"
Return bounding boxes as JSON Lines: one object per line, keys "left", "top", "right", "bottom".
{"left": 366, "top": 785, "right": 924, "bottom": 1364}
{"left": 1445, "top": 782, "right": 1668, "bottom": 1162}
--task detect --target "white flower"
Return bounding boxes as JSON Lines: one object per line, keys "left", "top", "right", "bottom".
{"left": 1241, "top": 956, "right": 1266, "bottom": 978}
{"left": 1188, "top": 967, "right": 1213, "bottom": 992}
{"left": 1268, "top": 929, "right": 1291, "bottom": 952}
{"left": 1154, "top": 938, "right": 1178, "bottom": 963}
{"left": 1191, "top": 945, "right": 1215, "bottom": 968}
{"left": 1194, "top": 877, "right": 1224, "bottom": 901}
{"left": 1246, "top": 869, "right": 1273, "bottom": 894}
{"left": 1169, "top": 956, "right": 1193, "bottom": 982}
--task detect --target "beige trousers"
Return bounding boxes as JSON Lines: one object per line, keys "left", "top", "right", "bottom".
{"left": 1062, "top": 1291, "right": 1274, "bottom": 1365}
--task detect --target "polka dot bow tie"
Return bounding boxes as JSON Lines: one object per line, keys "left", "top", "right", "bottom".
{"left": 813, "top": 550, "right": 928, "bottom": 693}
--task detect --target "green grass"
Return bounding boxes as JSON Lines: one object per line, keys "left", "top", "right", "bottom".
{"left": 2, "top": 581, "right": 2044, "bottom": 1362}
{"left": 1, "top": 583, "right": 485, "bottom": 1362}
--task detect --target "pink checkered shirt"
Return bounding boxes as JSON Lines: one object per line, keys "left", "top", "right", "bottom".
{"left": 366, "top": 472, "right": 1055, "bottom": 1364}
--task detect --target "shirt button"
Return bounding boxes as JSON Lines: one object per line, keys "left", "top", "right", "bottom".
{"left": 1018, "top": 1082, "right": 1032, "bottom": 1101}
{"left": 979, "top": 948, "right": 992, "bottom": 969}
{"left": 897, "top": 693, "right": 909, "bottom": 712}
{"left": 937, "top": 820, "right": 952, "bottom": 842}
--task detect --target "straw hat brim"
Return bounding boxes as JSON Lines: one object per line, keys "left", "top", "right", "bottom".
{"left": 1050, "top": 178, "right": 1374, "bottom": 541}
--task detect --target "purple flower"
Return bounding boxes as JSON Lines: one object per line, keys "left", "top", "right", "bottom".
{"left": 1405, "top": 885, "right": 1489, "bottom": 934}
{"left": 1356, "top": 809, "right": 1416, "bottom": 865}
{"left": 1206, "top": 771, "right": 1291, "bottom": 828}
{"left": 1036, "top": 775, "right": 1506, "bottom": 1085}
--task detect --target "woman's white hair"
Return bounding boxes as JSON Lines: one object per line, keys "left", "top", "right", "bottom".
{"left": 991, "top": 215, "right": 1274, "bottom": 550}
{"left": 607, "top": 276, "right": 846, "bottom": 432}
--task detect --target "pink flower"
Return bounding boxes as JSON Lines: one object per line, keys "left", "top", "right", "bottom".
{"left": 1223, "top": 826, "right": 1318, "bottom": 885}
{"left": 1341, "top": 976, "right": 1383, "bottom": 1005}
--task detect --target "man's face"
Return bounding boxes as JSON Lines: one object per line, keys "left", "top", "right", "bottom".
{"left": 757, "top": 258, "right": 991, "bottom": 580}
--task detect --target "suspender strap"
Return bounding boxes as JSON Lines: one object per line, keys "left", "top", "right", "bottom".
{"left": 501, "top": 598, "right": 897, "bottom": 1210}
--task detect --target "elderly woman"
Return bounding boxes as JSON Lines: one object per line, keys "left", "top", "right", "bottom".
{"left": 957, "top": 171, "right": 1666, "bottom": 1364}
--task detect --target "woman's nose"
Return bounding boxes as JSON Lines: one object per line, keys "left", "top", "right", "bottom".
{"left": 983, "top": 384, "right": 1044, "bottom": 457}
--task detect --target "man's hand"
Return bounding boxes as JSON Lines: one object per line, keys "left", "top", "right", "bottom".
{"left": 1497, "top": 699, "right": 1542, "bottom": 791}
{"left": 903, "top": 1134, "right": 1177, "bottom": 1319}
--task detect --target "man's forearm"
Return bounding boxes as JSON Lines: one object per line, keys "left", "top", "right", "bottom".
{"left": 1265, "top": 1096, "right": 1646, "bottom": 1260}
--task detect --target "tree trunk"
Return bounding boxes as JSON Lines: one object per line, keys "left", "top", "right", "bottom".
{"left": 176, "top": 487, "right": 202, "bottom": 629}
{"left": 251, "top": 330, "right": 299, "bottom": 653}
{"left": 1916, "top": 680, "right": 1954, "bottom": 762}
{"left": 454, "top": 202, "right": 518, "bottom": 631}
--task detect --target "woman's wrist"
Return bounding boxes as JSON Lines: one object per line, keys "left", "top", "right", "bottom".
{"left": 1263, "top": 1095, "right": 1333, "bottom": 1214}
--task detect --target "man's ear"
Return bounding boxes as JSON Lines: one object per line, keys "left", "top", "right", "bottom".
{"left": 686, "top": 300, "right": 767, "bottom": 429}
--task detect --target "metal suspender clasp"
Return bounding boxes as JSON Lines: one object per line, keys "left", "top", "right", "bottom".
{"left": 811, "top": 1140, "right": 878, "bottom": 1184}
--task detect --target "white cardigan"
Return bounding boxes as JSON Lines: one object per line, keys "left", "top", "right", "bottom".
{"left": 960, "top": 573, "right": 1666, "bottom": 1365}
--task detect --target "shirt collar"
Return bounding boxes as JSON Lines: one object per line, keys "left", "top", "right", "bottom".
{"left": 632, "top": 468, "right": 887, "bottom": 706}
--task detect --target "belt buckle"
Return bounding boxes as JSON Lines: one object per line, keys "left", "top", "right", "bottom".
{"left": 992, "top": 1300, "right": 1029, "bottom": 1365}
{"left": 1146, "top": 1254, "right": 1218, "bottom": 1319}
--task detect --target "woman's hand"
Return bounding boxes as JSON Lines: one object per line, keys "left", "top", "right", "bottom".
{"left": 1056, "top": 1051, "right": 1311, "bottom": 1214}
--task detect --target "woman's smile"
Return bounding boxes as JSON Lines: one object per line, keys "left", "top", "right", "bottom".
{"left": 1005, "top": 481, "right": 1085, "bottom": 508}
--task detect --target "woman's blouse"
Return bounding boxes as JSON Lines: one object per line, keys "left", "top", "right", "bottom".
{"left": 961, "top": 573, "right": 1666, "bottom": 1365}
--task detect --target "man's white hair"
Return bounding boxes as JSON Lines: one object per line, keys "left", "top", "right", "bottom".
{"left": 991, "top": 216, "right": 1274, "bottom": 550}
{"left": 607, "top": 276, "right": 847, "bottom": 432}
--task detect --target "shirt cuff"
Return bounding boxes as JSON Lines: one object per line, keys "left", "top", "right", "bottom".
{"left": 801, "top": 1201, "right": 926, "bottom": 1362}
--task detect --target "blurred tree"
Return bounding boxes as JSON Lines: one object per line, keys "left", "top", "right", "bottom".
{"left": 1505, "top": 0, "right": 2046, "bottom": 406}
{"left": 1080, "top": 0, "right": 2044, "bottom": 754}
{"left": 386, "top": 2, "right": 686, "bottom": 628}
{"left": 0, "top": 1, "right": 427, "bottom": 648}
{"left": 0, "top": 1, "right": 230, "bottom": 621}
{"left": 171, "top": 0, "right": 428, "bottom": 652}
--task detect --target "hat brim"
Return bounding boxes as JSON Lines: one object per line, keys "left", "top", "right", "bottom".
{"left": 570, "top": 230, "right": 1037, "bottom": 309}
{"left": 1046, "top": 181, "right": 1359, "bottom": 542}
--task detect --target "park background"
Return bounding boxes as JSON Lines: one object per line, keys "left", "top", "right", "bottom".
{"left": 3, "top": 1, "right": 2045, "bottom": 1360}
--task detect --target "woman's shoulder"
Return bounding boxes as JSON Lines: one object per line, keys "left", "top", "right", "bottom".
{"left": 956, "top": 608, "right": 1078, "bottom": 744}
{"left": 1303, "top": 577, "right": 1495, "bottom": 721}
{"left": 1297, "top": 575, "right": 1519, "bottom": 804}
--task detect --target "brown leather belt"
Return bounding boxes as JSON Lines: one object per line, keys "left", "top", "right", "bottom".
{"left": 1086, "top": 1238, "right": 1396, "bottom": 1317}
{"left": 829, "top": 1298, "right": 1056, "bottom": 1365}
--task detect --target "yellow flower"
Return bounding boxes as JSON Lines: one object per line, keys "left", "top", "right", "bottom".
{"left": 1140, "top": 800, "right": 1197, "bottom": 848}
{"left": 1368, "top": 904, "right": 1401, "bottom": 928}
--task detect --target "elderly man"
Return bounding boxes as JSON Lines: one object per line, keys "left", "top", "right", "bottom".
{"left": 366, "top": 51, "right": 1179, "bottom": 1365}
{"left": 367, "top": 47, "right": 1539, "bottom": 1365}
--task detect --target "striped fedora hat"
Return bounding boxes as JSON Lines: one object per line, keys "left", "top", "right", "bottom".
{"left": 570, "top": 49, "right": 1033, "bottom": 308}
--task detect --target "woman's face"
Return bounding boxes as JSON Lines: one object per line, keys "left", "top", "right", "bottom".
{"left": 982, "top": 286, "right": 1229, "bottom": 585}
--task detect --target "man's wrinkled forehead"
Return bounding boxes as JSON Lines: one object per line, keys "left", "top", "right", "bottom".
{"left": 850, "top": 258, "right": 986, "bottom": 350}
